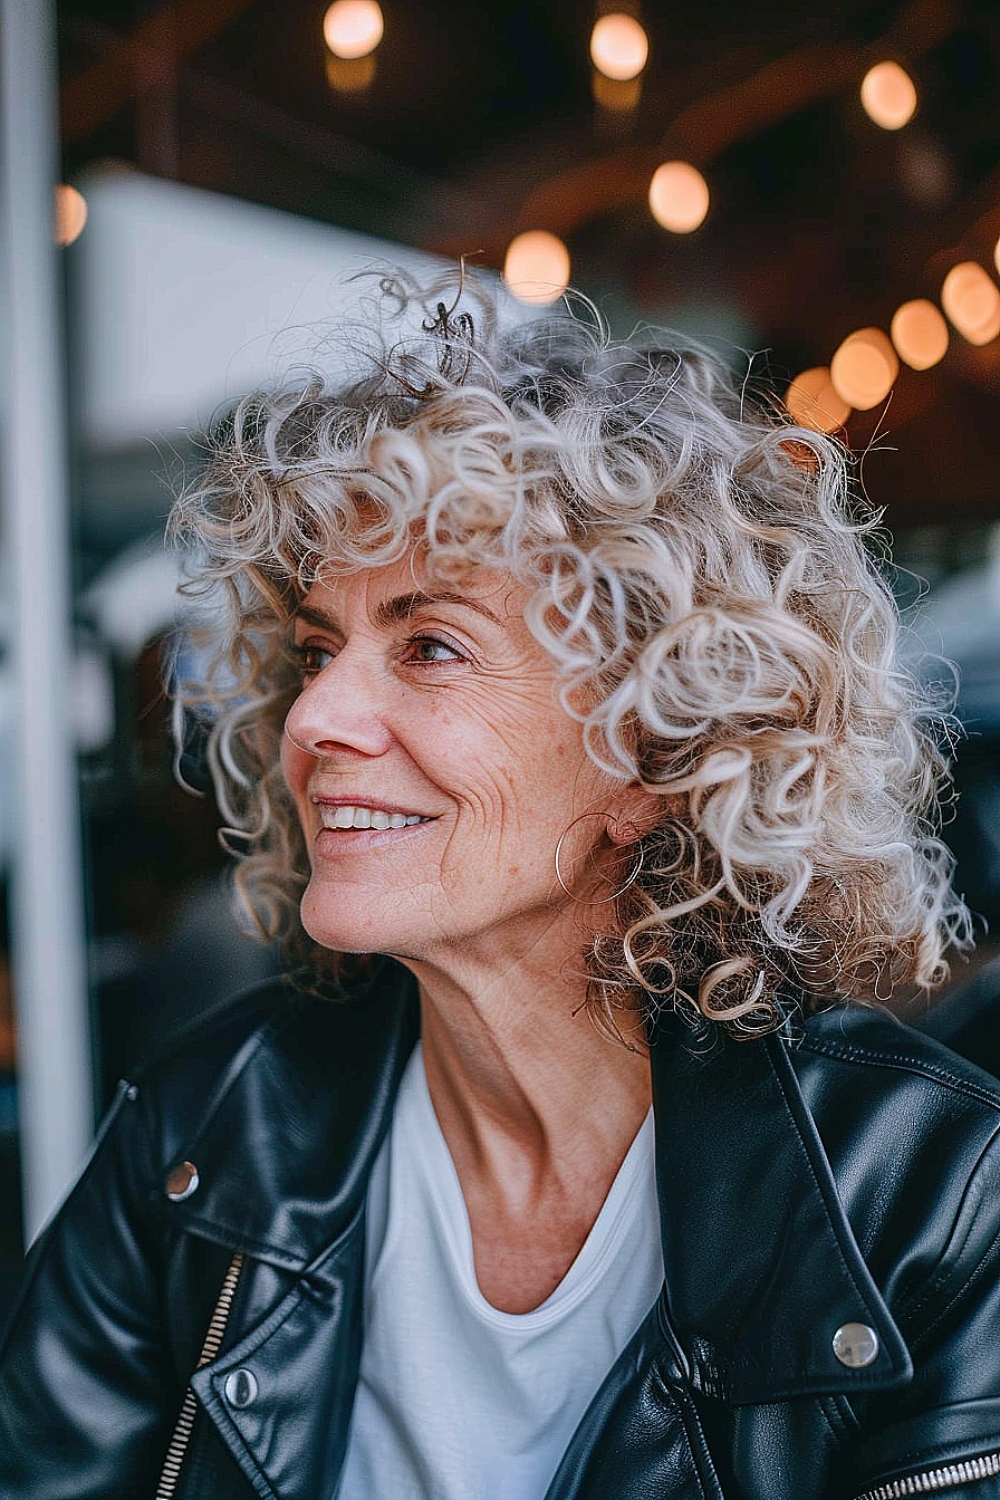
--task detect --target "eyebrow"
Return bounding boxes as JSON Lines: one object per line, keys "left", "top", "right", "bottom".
{"left": 293, "top": 589, "right": 505, "bottom": 634}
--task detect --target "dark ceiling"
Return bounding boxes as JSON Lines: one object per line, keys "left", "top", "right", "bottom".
{"left": 56, "top": 0, "right": 1000, "bottom": 528}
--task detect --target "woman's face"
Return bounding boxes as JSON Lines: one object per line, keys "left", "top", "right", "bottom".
{"left": 281, "top": 557, "right": 645, "bottom": 968}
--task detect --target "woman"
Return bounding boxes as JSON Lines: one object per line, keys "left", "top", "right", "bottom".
{"left": 2, "top": 275, "right": 1000, "bottom": 1500}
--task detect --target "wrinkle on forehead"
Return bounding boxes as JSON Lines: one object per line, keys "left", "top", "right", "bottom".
{"left": 305, "top": 557, "right": 527, "bottom": 630}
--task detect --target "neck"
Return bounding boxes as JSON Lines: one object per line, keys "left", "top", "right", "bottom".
{"left": 408, "top": 901, "right": 646, "bottom": 1116}
{"left": 395, "top": 911, "right": 652, "bottom": 1312}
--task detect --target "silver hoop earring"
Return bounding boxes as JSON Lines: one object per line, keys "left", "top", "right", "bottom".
{"left": 554, "top": 812, "right": 645, "bottom": 905}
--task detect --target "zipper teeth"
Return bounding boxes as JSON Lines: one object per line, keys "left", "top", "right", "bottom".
{"left": 195, "top": 1252, "right": 245, "bottom": 1368}
{"left": 854, "top": 1451, "right": 1000, "bottom": 1499}
{"left": 155, "top": 1252, "right": 245, "bottom": 1500}
{"left": 154, "top": 1389, "right": 199, "bottom": 1500}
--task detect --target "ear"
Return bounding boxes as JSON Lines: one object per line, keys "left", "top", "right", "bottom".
{"left": 607, "top": 785, "right": 672, "bottom": 846}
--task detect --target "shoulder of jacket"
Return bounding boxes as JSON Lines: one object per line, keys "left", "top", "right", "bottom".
{"left": 132, "top": 972, "right": 312, "bottom": 1076}
{"left": 795, "top": 1002, "right": 1000, "bottom": 1115}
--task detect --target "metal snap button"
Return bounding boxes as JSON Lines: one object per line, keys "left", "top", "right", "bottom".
{"left": 224, "top": 1368, "right": 259, "bottom": 1409}
{"left": 164, "top": 1161, "right": 199, "bottom": 1202}
{"left": 832, "top": 1322, "right": 879, "bottom": 1368}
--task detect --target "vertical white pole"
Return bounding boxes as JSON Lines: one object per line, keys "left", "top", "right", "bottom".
{"left": 1, "top": 0, "right": 95, "bottom": 1240}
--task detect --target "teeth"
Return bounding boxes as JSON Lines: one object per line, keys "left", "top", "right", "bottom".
{"left": 319, "top": 804, "right": 427, "bottom": 831}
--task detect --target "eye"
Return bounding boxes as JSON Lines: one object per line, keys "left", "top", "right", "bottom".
{"left": 405, "top": 634, "right": 463, "bottom": 665}
{"left": 293, "top": 642, "right": 336, "bottom": 677}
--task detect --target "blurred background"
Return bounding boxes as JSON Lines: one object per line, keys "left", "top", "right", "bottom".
{"left": 3, "top": 0, "right": 1000, "bottom": 1308}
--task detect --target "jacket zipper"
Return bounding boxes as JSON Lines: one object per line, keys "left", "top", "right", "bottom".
{"left": 155, "top": 1251, "right": 245, "bottom": 1500}
{"left": 854, "top": 1451, "right": 1000, "bottom": 1498}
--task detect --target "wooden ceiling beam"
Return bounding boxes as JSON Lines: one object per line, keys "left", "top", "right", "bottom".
{"left": 60, "top": 0, "right": 260, "bottom": 145}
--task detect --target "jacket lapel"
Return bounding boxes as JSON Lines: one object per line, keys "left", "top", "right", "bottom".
{"left": 166, "top": 965, "right": 420, "bottom": 1500}
{"left": 650, "top": 1011, "right": 912, "bottom": 1403}
{"left": 190, "top": 1216, "right": 368, "bottom": 1500}
{"left": 165, "top": 964, "right": 420, "bottom": 1270}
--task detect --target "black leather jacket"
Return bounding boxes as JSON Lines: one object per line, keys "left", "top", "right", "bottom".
{"left": 2, "top": 963, "right": 1000, "bottom": 1500}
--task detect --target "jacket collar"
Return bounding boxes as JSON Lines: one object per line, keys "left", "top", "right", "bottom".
{"left": 169, "top": 965, "right": 910, "bottom": 1403}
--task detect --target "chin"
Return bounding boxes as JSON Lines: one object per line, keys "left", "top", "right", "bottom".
{"left": 300, "top": 886, "right": 397, "bottom": 958}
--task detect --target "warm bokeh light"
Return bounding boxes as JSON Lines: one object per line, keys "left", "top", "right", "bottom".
{"left": 830, "top": 328, "right": 899, "bottom": 410}
{"left": 54, "top": 184, "right": 87, "bottom": 247}
{"left": 890, "top": 299, "right": 948, "bottom": 370}
{"left": 940, "top": 261, "right": 1000, "bottom": 346}
{"left": 784, "top": 367, "right": 851, "bottom": 433}
{"left": 648, "top": 162, "right": 709, "bottom": 233}
{"left": 503, "top": 231, "right": 571, "bottom": 305}
{"left": 323, "top": 0, "right": 384, "bottom": 59}
{"left": 590, "top": 14, "right": 649, "bottom": 81}
{"left": 993, "top": 234, "right": 1000, "bottom": 283}
{"left": 860, "top": 61, "right": 917, "bottom": 130}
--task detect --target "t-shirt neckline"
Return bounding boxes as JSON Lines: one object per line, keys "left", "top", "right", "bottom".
{"left": 405, "top": 1042, "right": 657, "bottom": 1332}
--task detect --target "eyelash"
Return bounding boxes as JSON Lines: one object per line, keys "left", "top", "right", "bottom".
{"left": 405, "top": 634, "right": 464, "bottom": 665}
{"left": 293, "top": 643, "right": 335, "bottom": 677}
{"left": 292, "top": 633, "right": 465, "bottom": 678}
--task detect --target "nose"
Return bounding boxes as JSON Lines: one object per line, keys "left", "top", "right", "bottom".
{"left": 283, "top": 650, "right": 394, "bottom": 760}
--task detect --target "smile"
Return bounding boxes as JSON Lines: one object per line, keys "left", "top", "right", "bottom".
{"left": 315, "top": 803, "right": 430, "bottom": 831}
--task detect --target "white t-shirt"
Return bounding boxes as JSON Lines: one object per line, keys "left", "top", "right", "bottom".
{"left": 335, "top": 1044, "right": 664, "bottom": 1500}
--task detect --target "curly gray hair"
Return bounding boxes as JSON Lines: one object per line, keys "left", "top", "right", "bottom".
{"left": 169, "top": 272, "right": 970, "bottom": 1038}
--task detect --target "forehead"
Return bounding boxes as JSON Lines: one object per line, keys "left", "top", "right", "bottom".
{"left": 300, "top": 556, "right": 527, "bottom": 625}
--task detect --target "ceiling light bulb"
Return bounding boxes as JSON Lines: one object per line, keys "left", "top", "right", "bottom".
{"left": 54, "top": 184, "right": 87, "bottom": 247}
{"left": 830, "top": 328, "right": 899, "bottom": 410}
{"left": 784, "top": 368, "right": 851, "bottom": 433}
{"left": 940, "top": 261, "right": 1000, "bottom": 346}
{"left": 503, "top": 231, "right": 571, "bottom": 305}
{"left": 860, "top": 61, "right": 917, "bottom": 130}
{"left": 590, "top": 14, "right": 649, "bottom": 82}
{"left": 648, "top": 162, "right": 709, "bottom": 234}
{"left": 890, "top": 299, "right": 948, "bottom": 370}
{"left": 323, "top": 0, "right": 383, "bottom": 60}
